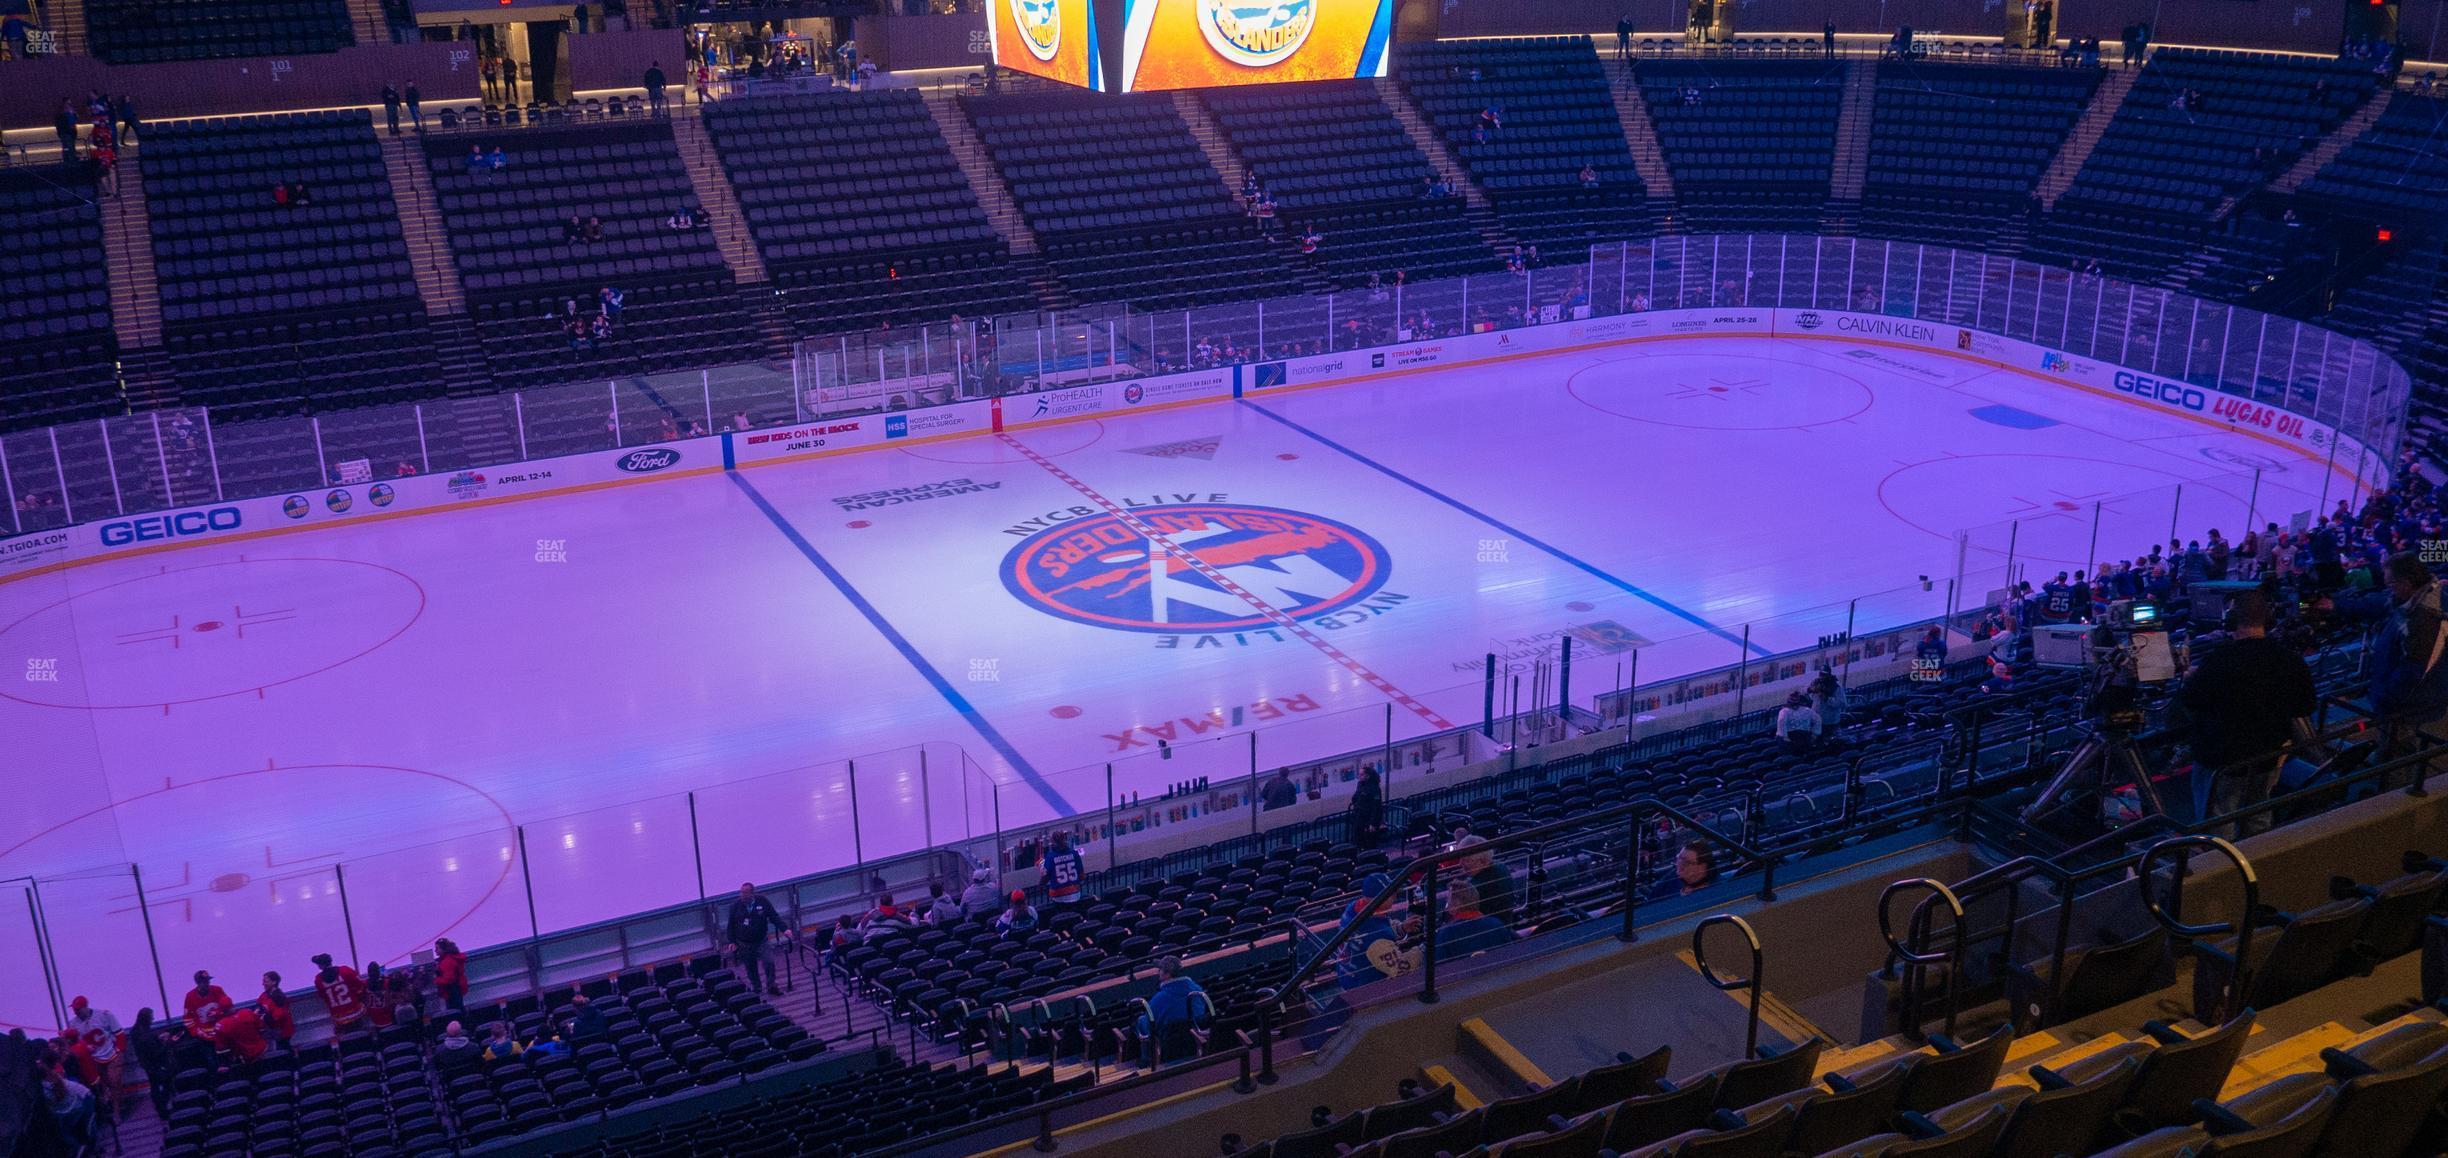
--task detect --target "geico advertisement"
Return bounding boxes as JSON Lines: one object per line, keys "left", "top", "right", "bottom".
{"left": 1118, "top": 0, "right": 1392, "bottom": 92}
{"left": 992, "top": 0, "right": 1101, "bottom": 89}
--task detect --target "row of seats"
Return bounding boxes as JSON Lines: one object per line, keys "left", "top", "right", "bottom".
{"left": 85, "top": 0, "right": 354, "bottom": 63}
{"left": 1861, "top": 61, "right": 2100, "bottom": 250}
{"left": 0, "top": 162, "right": 120, "bottom": 433}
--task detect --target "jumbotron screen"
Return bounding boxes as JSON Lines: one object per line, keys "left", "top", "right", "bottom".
{"left": 990, "top": 0, "right": 1105, "bottom": 90}
{"left": 1117, "top": 0, "right": 1394, "bottom": 92}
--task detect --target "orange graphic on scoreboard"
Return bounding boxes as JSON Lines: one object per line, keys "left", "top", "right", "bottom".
{"left": 991, "top": 0, "right": 1097, "bottom": 88}
{"left": 1122, "top": 0, "right": 1390, "bottom": 91}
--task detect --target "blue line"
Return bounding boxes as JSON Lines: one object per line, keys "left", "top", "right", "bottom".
{"left": 1241, "top": 400, "right": 1771, "bottom": 657}
{"left": 727, "top": 472, "right": 1075, "bottom": 815}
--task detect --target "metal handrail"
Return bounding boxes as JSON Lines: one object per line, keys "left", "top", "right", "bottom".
{"left": 1877, "top": 877, "right": 1967, "bottom": 1040}
{"left": 2137, "top": 834, "right": 2259, "bottom": 1023}
{"left": 1691, "top": 914, "right": 1766, "bottom": 1056}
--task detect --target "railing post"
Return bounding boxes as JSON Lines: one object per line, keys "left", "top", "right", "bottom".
{"left": 1619, "top": 817, "right": 1644, "bottom": 942}
{"left": 687, "top": 791, "right": 707, "bottom": 901}
{"left": 129, "top": 863, "right": 170, "bottom": 1013}
{"left": 334, "top": 862, "right": 361, "bottom": 967}
{"left": 847, "top": 759, "right": 865, "bottom": 870}
{"left": 310, "top": 416, "right": 327, "bottom": 487}
{"left": 1255, "top": 993, "right": 1278, "bottom": 1084}
{"left": 517, "top": 826, "right": 541, "bottom": 938}
{"left": 1419, "top": 862, "right": 1441, "bottom": 1004}
{"left": 415, "top": 404, "right": 432, "bottom": 474}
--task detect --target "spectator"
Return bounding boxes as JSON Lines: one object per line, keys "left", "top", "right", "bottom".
{"left": 1298, "top": 225, "right": 1320, "bottom": 255}
{"left": 272, "top": 181, "right": 292, "bottom": 207}
{"left": 584, "top": 215, "right": 605, "bottom": 242}
{"left": 598, "top": 285, "right": 625, "bottom": 320}
{"left": 39, "top": 1057, "right": 96, "bottom": 1147}
{"left": 2176, "top": 590, "right": 2315, "bottom": 838}
{"left": 921, "top": 882, "right": 958, "bottom": 926}
{"left": 1136, "top": 956, "right": 1208, "bottom": 1063}
{"left": 405, "top": 80, "right": 424, "bottom": 130}
{"left": 724, "top": 881, "right": 789, "bottom": 997}
{"left": 382, "top": 83, "right": 402, "bottom": 134}
{"left": 1915, "top": 626, "right": 1948, "bottom": 666}
{"left": 482, "top": 54, "right": 500, "bottom": 102}
{"left": 62, "top": 997, "right": 122, "bottom": 1098}
{"left": 128, "top": 1009, "right": 176, "bottom": 1117}
{"left": 436, "top": 1021, "right": 482, "bottom": 1068}
{"left": 488, "top": 146, "right": 508, "bottom": 171}
{"left": 564, "top": 213, "right": 586, "bottom": 243}
{"left": 432, "top": 938, "right": 467, "bottom": 1013}
{"left": 959, "top": 866, "right": 1002, "bottom": 915}
{"left": 1043, "top": 831, "right": 1084, "bottom": 905}
{"left": 1349, "top": 766, "right": 1384, "bottom": 846}
{"left": 1432, "top": 881, "right": 1511, "bottom": 959}
{"left": 214, "top": 1003, "right": 268, "bottom": 1063}
{"left": 1616, "top": 14, "right": 1634, "bottom": 62}
{"left": 564, "top": 993, "right": 607, "bottom": 1040}
{"left": 1579, "top": 163, "right": 1599, "bottom": 189}
{"left": 311, "top": 953, "right": 371, "bottom": 1037}
{"left": 289, "top": 180, "right": 312, "bottom": 207}
{"left": 1460, "top": 840, "right": 1516, "bottom": 923}
{"left": 1258, "top": 768, "right": 1298, "bottom": 810}
{"left": 2371, "top": 552, "right": 2448, "bottom": 775}
{"left": 482, "top": 1022, "right": 526, "bottom": 1061}
{"left": 995, "top": 890, "right": 1039, "bottom": 935}
{"left": 1981, "top": 659, "right": 2017, "bottom": 695}
{"left": 1775, "top": 690, "right": 1820, "bottom": 752}
{"left": 862, "top": 893, "right": 914, "bottom": 932}
{"left": 1823, "top": 16, "right": 1837, "bottom": 56}
{"left": 646, "top": 61, "right": 669, "bottom": 113}
{"left": 55, "top": 98, "right": 78, "bottom": 158}
{"left": 589, "top": 312, "right": 613, "bottom": 343}
{"left": 257, "top": 973, "right": 294, "bottom": 1052}
{"left": 573, "top": 1, "right": 589, "bottom": 32}
{"left": 470, "top": 146, "right": 491, "bottom": 175}
{"left": 182, "top": 970, "right": 233, "bottom": 1034}
{"left": 1809, "top": 669, "right": 1847, "bottom": 736}
{"left": 1651, "top": 838, "right": 1718, "bottom": 900}
{"left": 501, "top": 59, "right": 518, "bottom": 104}
{"left": 730, "top": 411, "right": 755, "bottom": 432}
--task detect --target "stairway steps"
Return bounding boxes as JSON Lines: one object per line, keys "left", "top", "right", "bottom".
{"left": 668, "top": 110, "right": 768, "bottom": 284}
{"left": 379, "top": 135, "right": 468, "bottom": 317}
{"left": 1829, "top": 59, "right": 1878, "bottom": 202}
{"left": 1377, "top": 76, "right": 1522, "bottom": 256}
{"left": 923, "top": 90, "right": 1041, "bottom": 259}
{"left": 1996, "top": 1032, "right": 2134, "bottom": 1088}
{"left": 1604, "top": 57, "right": 1678, "bottom": 200}
{"left": 100, "top": 147, "right": 162, "bottom": 351}
{"left": 2036, "top": 66, "right": 2140, "bottom": 210}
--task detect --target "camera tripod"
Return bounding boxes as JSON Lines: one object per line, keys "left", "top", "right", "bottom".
{"left": 2021, "top": 723, "right": 2167, "bottom": 823}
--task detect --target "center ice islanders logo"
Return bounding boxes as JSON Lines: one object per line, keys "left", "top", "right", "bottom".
{"left": 1001, "top": 503, "right": 1388, "bottom": 633}
{"left": 1198, "top": 0, "right": 1313, "bottom": 67}
{"left": 1013, "top": 0, "right": 1060, "bottom": 61}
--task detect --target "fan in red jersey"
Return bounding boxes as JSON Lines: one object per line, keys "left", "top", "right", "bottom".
{"left": 311, "top": 953, "right": 371, "bottom": 1036}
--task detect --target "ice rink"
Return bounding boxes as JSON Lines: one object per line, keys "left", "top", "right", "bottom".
{"left": 0, "top": 332, "right": 2358, "bottom": 1026}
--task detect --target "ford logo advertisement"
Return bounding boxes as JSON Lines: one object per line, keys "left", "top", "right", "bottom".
{"left": 98, "top": 506, "right": 243, "bottom": 547}
{"left": 615, "top": 448, "right": 682, "bottom": 474}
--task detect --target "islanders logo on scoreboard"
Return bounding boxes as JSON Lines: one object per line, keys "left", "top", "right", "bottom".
{"left": 1197, "top": 0, "right": 1313, "bottom": 66}
{"left": 1001, "top": 502, "right": 1388, "bottom": 633}
{"left": 1013, "top": 0, "right": 1061, "bottom": 61}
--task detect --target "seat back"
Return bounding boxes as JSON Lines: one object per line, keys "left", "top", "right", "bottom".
{"left": 1892, "top": 1102, "right": 2018, "bottom": 1158}
{"left": 2126, "top": 1013, "right": 2257, "bottom": 1130}
{"left": 1575, "top": 1044, "right": 1671, "bottom": 1113}
{"left": 1492, "top": 1110, "right": 1609, "bottom": 1158}
{"left": 1714, "top": 1038, "right": 1826, "bottom": 1110}
{"left": 1363, "top": 1082, "right": 1458, "bottom": 1140}
{"left": 1601, "top": 1073, "right": 1722, "bottom": 1153}
{"left": 1482, "top": 1076, "right": 1585, "bottom": 1142}
{"left": 2351, "top": 870, "right": 2448, "bottom": 963}
{"left": 2053, "top": 927, "right": 2172, "bottom": 1024}
{"left": 1679, "top": 1103, "right": 1801, "bottom": 1158}
{"left": 2319, "top": 1039, "right": 2448, "bottom": 1156}
{"left": 2250, "top": 899, "right": 2370, "bottom": 1007}
{"left": 2201, "top": 1083, "right": 2336, "bottom": 1158}
{"left": 1786, "top": 1062, "right": 1911, "bottom": 1156}
{"left": 1380, "top": 1106, "right": 1486, "bottom": 1158}
{"left": 1999, "top": 1055, "right": 2143, "bottom": 1158}
{"left": 1900, "top": 1026, "right": 2013, "bottom": 1113}
{"left": 1272, "top": 1109, "right": 1367, "bottom": 1158}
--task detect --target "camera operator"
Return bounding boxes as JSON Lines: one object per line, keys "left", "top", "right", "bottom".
{"left": 2173, "top": 590, "right": 2314, "bottom": 838}
{"left": 2370, "top": 552, "right": 2448, "bottom": 782}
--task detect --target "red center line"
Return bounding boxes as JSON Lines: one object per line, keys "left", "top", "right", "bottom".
{"left": 994, "top": 432, "right": 1456, "bottom": 731}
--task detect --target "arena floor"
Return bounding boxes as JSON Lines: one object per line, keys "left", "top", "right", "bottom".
{"left": 0, "top": 333, "right": 2356, "bottom": 1025}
